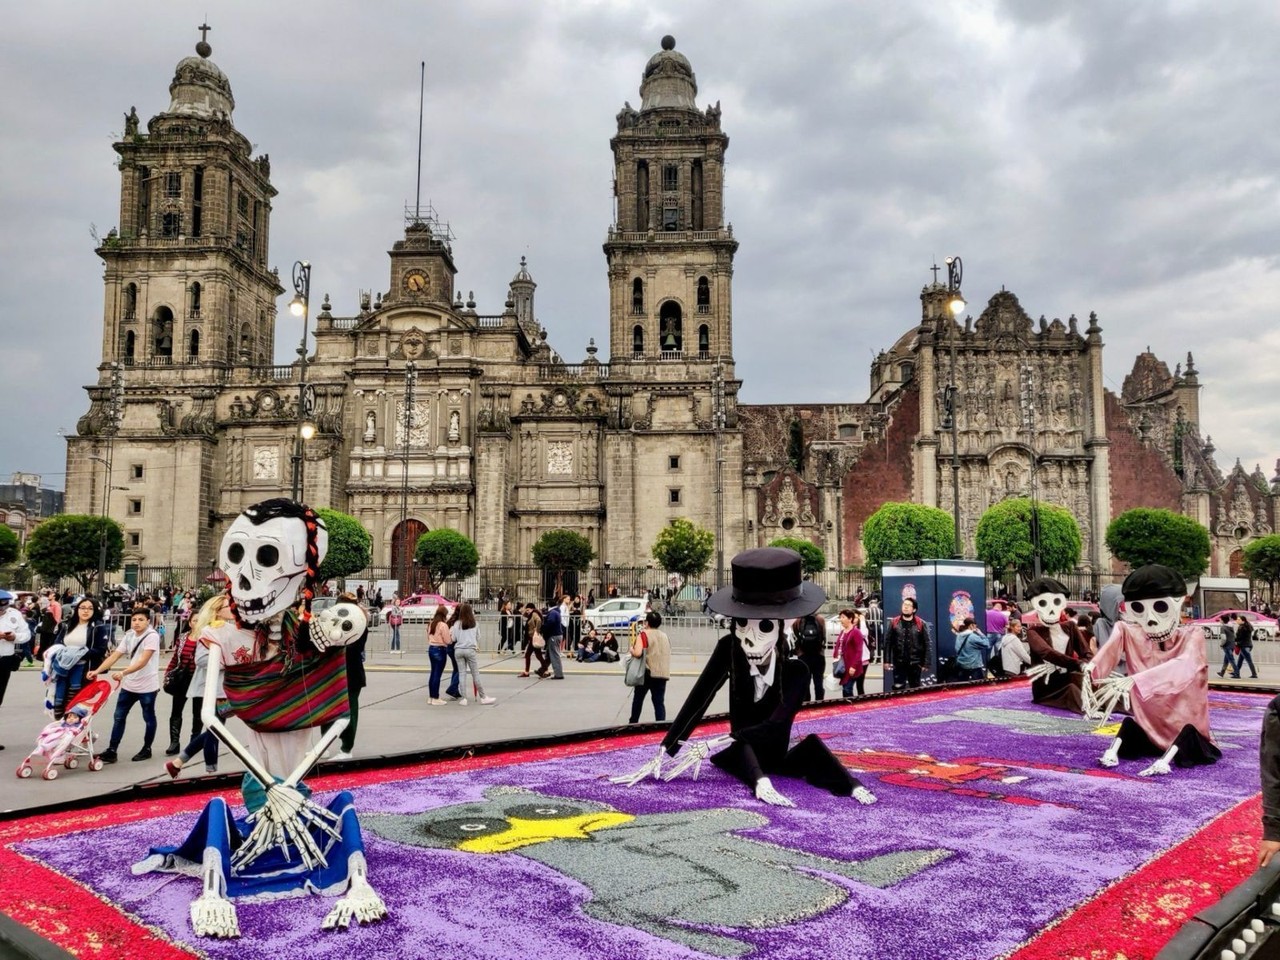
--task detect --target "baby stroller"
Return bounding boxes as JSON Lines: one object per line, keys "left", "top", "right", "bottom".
{"left": 17, "top": 679, "right": 113, "bottom": 780}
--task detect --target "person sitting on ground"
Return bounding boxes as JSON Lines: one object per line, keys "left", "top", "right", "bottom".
{"left": 576, "top": 627, "right": 601, "bottom": 662}
{"left": 599, "top": 630, "right": 620, "bottom": 663}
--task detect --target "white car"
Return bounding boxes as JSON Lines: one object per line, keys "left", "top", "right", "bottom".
{"left": 583, "top": 597, "right": 649, "bottom": 631}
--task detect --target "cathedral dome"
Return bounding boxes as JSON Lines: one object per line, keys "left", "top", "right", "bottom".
{"left": 640, "top": 35, "right": 698, "bottom": 111}
{"left": 166, "top": 41, "right": 235, "bottom": 120}
{"left": 511, "top": 255, "right": 534, "bottom": 284}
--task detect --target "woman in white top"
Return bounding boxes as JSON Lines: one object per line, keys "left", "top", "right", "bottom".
{"left": 1000, "top": 619, "right": 1032, "bottom": 676}
{"left": 46, "top": 597, "right": 113, "bottom": 718}
{"left": 88, "top": 608, "right": 161, "bottom": 763}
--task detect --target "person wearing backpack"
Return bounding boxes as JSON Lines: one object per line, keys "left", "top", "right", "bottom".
{"left": 791, "top": 613, "right": 828, "bottom": 701}
{"left": 952, "top": 616, "right": 991, "bottom": 682}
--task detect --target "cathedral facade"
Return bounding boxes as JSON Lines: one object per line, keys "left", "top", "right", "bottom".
{"left": 65, "top": 35, "right": 1276, "bottom": 586}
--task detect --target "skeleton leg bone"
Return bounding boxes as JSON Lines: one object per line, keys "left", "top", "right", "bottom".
{"left": 1099, "top": 736, "right": 1121, "bottom": 768}
{"left": 1139, "top": 744, "right": 1179, "bottom": 777}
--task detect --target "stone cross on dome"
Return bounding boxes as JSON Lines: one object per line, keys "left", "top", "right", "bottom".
{"left": 196, "top": 21, "right": 212, "bottom": 58}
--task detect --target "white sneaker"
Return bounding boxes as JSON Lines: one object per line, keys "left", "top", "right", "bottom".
{"left": 330, "top": 751, "right": 353, "bottom": 761}
{"left": 457, "top": 697, "right": 468, "bottom": 705}
{"left": 428, "top": 698, "right": 446, "bottom": 706}
{"left": 479, "top": 696, "right": 497, "bottom": 705}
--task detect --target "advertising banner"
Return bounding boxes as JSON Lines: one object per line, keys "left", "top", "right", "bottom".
{"left": 880, "top": 560, "right": 987, "bottom": 692}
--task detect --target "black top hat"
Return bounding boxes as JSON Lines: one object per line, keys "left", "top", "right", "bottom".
{"left": 1122, "top": 564, "right": 1186, "bottom": 602}
{"left": 706, "top": 547, "right": 826, "bottom": 620}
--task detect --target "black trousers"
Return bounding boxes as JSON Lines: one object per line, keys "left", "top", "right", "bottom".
{"left": 799, "top": 653, "right": 825, "bottom": 701}
{"left": 1116, "top": 717, "right": 1222, "bottom": 767}
{"left": 711, "top": 733, "right": 859, "bottom": 796}
{"left": 0, "top": 655, "right": 16, "bottom": 709}
{"left": 629, "top": 674, "right": 667, "bottom": 723}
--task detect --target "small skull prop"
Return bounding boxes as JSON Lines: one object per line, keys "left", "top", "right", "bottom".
{"left": 310, "top": 603, "right": 368, "bottom": 650}
{"left": 1025, "top": 577, "right": 1071, "bottom": 627}
{"left": 1119, "top": 564, "right": 1187, "bottom": 644}
{"left": 221, "top": 500, "right": 329, "bottom": 623}
{"left": 733, "top": 618, "right": 781, "bottom": 668}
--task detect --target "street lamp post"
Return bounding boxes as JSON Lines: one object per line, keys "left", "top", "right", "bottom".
{"left": 398, "top": 361, "right": 417, "bottom": 594}
{"left": 940, "top": 256, "right": 966, "bottom": 558}
{"left": 1019, "top": 363, "right": 1043, "bottom": 579}
{"left": 288, "top": 261, "right": 314, "bottom": 503}
{"left": 94, "top": 363, "right": 125, "bottom": 599}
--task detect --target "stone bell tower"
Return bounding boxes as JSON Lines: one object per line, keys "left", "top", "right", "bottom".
{"left": 599, "top": 37, "right": 746, "bottom": 576}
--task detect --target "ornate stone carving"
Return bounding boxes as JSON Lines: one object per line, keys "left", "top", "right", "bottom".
{"left": 547, "top": 440, "right": 573, "bottom": 476}
{"left": 252, "top": 446, "right": 279, "bottom": 480}
{"left": 394, "top": 399, "right": 431, "bottom": 447}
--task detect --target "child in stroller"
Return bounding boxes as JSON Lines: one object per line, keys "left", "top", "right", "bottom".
{"left": 17, "top": 679, "right": 113, "bottom": 780}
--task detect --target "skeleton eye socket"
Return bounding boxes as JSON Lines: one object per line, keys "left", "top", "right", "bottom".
{"left": 1037, "top": 598, "right": 1049, "bottom": 608}
{"left": 1131, "top": 601, "right": 1145, "bottom": 614}
{"left": 734, "top": 618, "right": 749, "bottom": 628}
{"left": 227, "top": 543, "right": 245, "bottom": 563}
{"left": 1153, "top": 600, "right": 1169, "bottom": 613}
{"left": 256, "top": 544, "right": 279, "bottom": 566}
{"left": 757, "top": 619, "right": 775, "bottom": 634}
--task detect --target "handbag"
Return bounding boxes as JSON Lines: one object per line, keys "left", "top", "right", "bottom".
{"left": 162, "top": 639, "right": 194, "bottom": 695}
{"left": 531, "top": 631, "right": 546, "bottom": 650}
{"left": 624, "top": 631, "right": 647, "bottom": 687}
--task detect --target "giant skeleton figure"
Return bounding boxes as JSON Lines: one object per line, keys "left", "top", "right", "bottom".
{"left": 615, "top": 548, "right": 875, "bottom": 807}
{"left": 1086, "top": 564, "right": 1220, "bottom": 777}
{"left": 1022, "top": 577, "right": 1090, "bottom": 713}
{"left": 133, "top": 499, "right": 388, "bottom": 937}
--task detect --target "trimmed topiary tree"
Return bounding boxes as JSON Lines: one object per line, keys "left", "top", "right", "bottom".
{"left": 768, "top": 537, "right": 826, "bottom": 575}
{"left": 652, "top": 518, "right": 715, "bottom": 581}
{"left": 1105, "top": 507, "right": 1210, "bottom": 579}
{"left": 861, "top": 502, "right": 956, "bottom": 569}
{"left": 315, "top": 508, "right": 373, "bottom": 583}
{"left": 975, "top": 498, "right": 1081, "bottom": 583}
{"left": 26, "top": 514, "right": 123, "bottom": 592}
{"left": 414, "top": 528, "right": 480, "bottom": 593}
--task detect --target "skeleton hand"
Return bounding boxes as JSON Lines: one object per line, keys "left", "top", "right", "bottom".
{"left": 1094, "top": 675, "right": 1134, "bottom": 713}
{"left": 610, "top": 746, "right": 666, "bottom": 787}
{"left": 309, "top": 603, "right": 368, "bottom": 651}
{"left": 231, "top": 783, "right": 342, "bottom": 873}
{"left": 851, "top": 785, "right": 877, "bottom": 805}
{"left": 1025, "top": 663, "right": 1062, "bottom": 684}
{"left": 661, "top": 735, "right": 736, "bottom": 782}
{"left": 754, "top": 776, "right": 795, "bottom": 807}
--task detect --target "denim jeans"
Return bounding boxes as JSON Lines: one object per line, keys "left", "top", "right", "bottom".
{"left": 444, "top": 643, "right": 461, "bottom": 697}
{"left": 1236, "top": 648, "right": 1257, "bottom": 677}
{"left": 428, "top": 645, "right": 448, "bottom": 698}
{"left": 53, "top": 663, "right": 88, "bottom": 718}
{"left": 109, "top": 689, "right": 158, "bottom": 752}
{"left": 1220, "top": 648, "right": 1239, "bottom": 677}
{"left": 841, "top": 672, "right": 865, "bottom": 697}
{"left": 180, "top": 696, "right": 220, "bottom": 769}
{"left": 389, "top": 623, "right": 401, "bottom": 651}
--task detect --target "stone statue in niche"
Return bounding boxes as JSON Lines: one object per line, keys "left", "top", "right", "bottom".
{"left": 448, "top": 410, "right": 461, "bottom": 443}
{"left": 364, "top": 410, "right": 376, "bottom": 444}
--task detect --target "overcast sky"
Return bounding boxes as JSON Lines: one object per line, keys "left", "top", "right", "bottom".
{"left": 3, "top": 1, "right": 1278, "bottom": 492}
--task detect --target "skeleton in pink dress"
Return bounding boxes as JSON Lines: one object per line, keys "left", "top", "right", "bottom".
{"left": 1087, "top": 564, "right": 1220, "bottom": 777}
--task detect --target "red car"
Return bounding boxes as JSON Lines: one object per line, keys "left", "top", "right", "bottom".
{"left": 388, "top": 593, "right": 458, "bottom": 623}
{"left": 1191, "top": 609, "right": 1276, "bottom": 642}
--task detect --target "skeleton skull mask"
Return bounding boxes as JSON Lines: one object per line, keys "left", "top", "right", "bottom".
{"left": 733, "top": 618, "right": 780, "bottom": 670}
{"left": 220, "top": 500, "right": 329, "bottom": 623}
{"left": 1033, "top": 592, "right": 1068, "bottom": 625}
{"left": 1122, "top": 595, "right": 1181, "bottom": 642}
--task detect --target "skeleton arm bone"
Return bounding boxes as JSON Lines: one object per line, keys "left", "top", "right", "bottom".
{"left": 661, "top": 735, "right": 736, "bottom": 782}
{"left": 199, "top": 653, "right": 276, "bottom": 791}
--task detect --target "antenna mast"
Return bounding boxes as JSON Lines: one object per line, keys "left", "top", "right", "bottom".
{"left": 415, "top": 61, "right": 425, "bottom": 220}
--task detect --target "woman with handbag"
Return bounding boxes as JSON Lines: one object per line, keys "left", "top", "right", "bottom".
{"left": 386, "top": 596, "right": 404, "bottom": 654}
{"left": 628, "top": 611, "right": 671, "bottom": 723}
{"left": 162, "top": 623, "right": 200, "bottom": 755}
{"left": 519, "top": 603, "right": 550, "bottom": 678}
{"left": 833, "top": 609, "right": 869, "bottom": 698}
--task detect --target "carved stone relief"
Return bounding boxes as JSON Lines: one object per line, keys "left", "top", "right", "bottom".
{"left": 547, "top": 441, "right": 573, "bottom": 476}
{"left": 394, "top": 399, "right": 431, "bottom": 447}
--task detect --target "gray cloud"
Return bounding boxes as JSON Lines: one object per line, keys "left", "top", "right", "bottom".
{"left": 2, "top": 0, "right": 1276, "bottom": 490}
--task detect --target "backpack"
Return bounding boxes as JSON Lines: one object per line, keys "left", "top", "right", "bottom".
{"left": 798, "top": 616, "right": 824, "bottom": 655}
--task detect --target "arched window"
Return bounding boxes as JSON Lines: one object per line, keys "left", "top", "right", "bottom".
{"left": 153, "top": 306, "right": 174, "bottom": 358}
{"left": 659, "top": 301, "right": 683, "bottom": 354}
{"left": 187, "top": 329, "right": 200, "bottom": 360}
{"left": 899, "top": 362, "right": 914, "bottom": 381}
{"left": 123, "top": 283, "right": 137, "bottom": 319}
{"left": 632, "top": 324, "right": 644, "bottom": 357}
{"left": 239, "top": 322, "right": 252, "bottom": 360}
{"left": 696, "top": 276, "right": 710, "bottom": 313}
{"left": 190, "top": 281, "right": 202, "bottom": 316}
{"left": 632, "top": 278, "right": 644, "bottom": 315}
{"left": 698, "top": 324, "right": 710, "bottom": 357}
{"left": 123, "top": 330, "right": 136, "bottom": 362}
